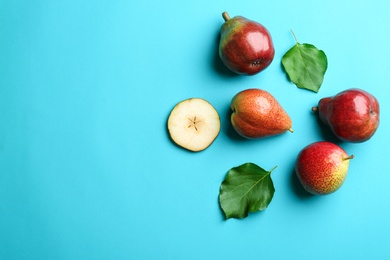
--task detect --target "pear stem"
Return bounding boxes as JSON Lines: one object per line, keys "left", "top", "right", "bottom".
{"left": 312, "top": 106, "right": 318, "bottom": 112}
{"left": 343, "top": 155, "right": 354, "bottom": 161}
{"left": 222, "top": 12, "right": 231, "bottom": 21}
{"left": 288, "top": 128, "right": 294, "bottom": 133}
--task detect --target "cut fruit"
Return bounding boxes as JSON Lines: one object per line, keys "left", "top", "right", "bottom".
{"left": 167, "top": 98, "right": 221, "bottom": 152}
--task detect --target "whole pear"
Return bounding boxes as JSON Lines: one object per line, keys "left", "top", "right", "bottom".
{"left": 313, "top": 88, "right": 379, "bottom": 142}
{"left": 231, "top": 89, "right": 293, "bottom": 139}
{"left": 219, "top": 12, "right": 275, "bottom": 75}
{"left": 295, "top": 141, "right": 354, "bottom": 195}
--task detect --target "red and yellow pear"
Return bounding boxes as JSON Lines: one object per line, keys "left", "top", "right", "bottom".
{"left": 295, "top": 141, "right": 354, "bottom": 195}
{"left": 230, "top": 88, "right": 293, "bottom": 139}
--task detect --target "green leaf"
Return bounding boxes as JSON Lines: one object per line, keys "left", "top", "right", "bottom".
{"left": 282, "top": 32, "right": 328, "bottom": 93}
{"left": 219, "top": 163, "right": 276, "bottom": 220}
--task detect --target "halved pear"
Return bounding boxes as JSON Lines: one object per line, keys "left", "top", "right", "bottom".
{"left": 167, "top": 98, "right": 221, "bottom": 152}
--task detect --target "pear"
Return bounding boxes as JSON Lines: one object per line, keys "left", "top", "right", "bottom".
{"left": 167, "top": 98, "right": 220, "bottom": 152}
{"left": 295, "top": 141, "right": 354, "bottom": 195}
{"left": 230, "top": 89, "right": 293, "bottom": 139}
{"left": 219, "top": 12, "right": 275, "bottom": 75}
{"left": 312, "top": 88, "right": 380, "bottom": 143}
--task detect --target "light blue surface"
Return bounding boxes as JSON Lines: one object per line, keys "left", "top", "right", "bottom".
{"left": 1, "top": 1, "right": 389, "bottom": 259}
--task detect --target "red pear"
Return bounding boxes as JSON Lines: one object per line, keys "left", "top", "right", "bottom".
{"left": 313, "top": 88, "right": 379, "bottom": 142}
{"left": 219, "top": 12, "right": 275, "bottom": 75}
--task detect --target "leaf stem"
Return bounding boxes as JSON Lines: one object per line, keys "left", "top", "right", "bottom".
{"left": 269, "top": 166, "right": 278, "bottom": 173}
{"left": 290, "top": 29, "right": 299, "bottom": 44}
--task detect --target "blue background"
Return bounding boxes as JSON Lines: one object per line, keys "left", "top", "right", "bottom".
{"left": 1, "top": 1, "right": 389, "bottom": 259}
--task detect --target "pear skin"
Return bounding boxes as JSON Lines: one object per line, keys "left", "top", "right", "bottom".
{"left": 231, "top": 89, "right": 293, "bottom": 139}
{"left": 313, "top": 88, "right": 380, "bottom": 143}
{"left": 219, "top": 12, "right": 275, "bottom": 75}
{"left": 295, "top": 141, "right": 353, "bottom": 195}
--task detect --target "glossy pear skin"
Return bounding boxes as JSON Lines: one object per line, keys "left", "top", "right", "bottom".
{"left": 316, "top": 88, "right": 379, "bottom": 142}
{"left": 219, "top": 12, "right": 275, "bottom": 75}
{"left": 295, "top": 142, "right": 353, "bottom": 195}
{"left": 231, "top": 89, "right": 292, "bottom": 139}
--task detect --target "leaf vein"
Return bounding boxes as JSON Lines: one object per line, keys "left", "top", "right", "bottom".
{"left": 239, "top": 172, "right": 270, "bottom": 201}
{"left": 297, "top": 44, "right": 316, "bottom": 87}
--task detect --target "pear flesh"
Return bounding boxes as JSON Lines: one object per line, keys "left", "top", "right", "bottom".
{"left": 167, "top": 98, "right": 220, "bottom": 152}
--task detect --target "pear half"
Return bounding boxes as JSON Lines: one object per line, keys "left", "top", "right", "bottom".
{"left": 167, "top": 98, "right": 220, "bottom": 152}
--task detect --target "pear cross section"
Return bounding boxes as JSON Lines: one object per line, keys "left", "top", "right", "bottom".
{"left": 167, "top": 98, "right": 221, "bottom": 152}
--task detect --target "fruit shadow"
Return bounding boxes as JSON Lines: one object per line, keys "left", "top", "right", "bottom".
{"left": 312, "top": 112, "right": 343, "bottom": 145}
{"left": 289, "top": 167, "right": 314, "bottom": 200}
{"left": 222, "top": 105, "right": 244, "bottom": 141}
